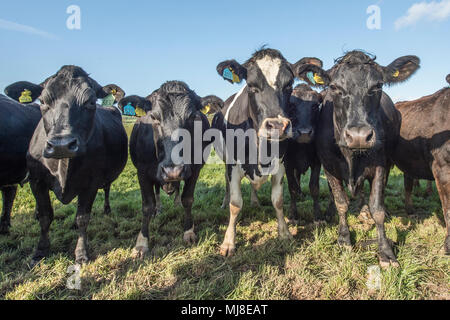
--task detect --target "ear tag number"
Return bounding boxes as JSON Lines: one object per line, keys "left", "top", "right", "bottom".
{"left": 201, "top": 104, "right": 211, "bottom": 115}
{"left": 102, "top": 93, "right": 115, "bottom": 107}
{"left": 19, "top": 89, "right": 33, "bottom": 103}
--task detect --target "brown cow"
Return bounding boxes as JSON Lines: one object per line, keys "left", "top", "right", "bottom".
{"left": 393, "top": 74, "right": 450, "bottom": 254}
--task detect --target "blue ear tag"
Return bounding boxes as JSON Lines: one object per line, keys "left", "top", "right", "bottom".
{"left": 306, "top": 72, "right": 316, "bottom": 85}
{"left": 124, "top": 102, "right": 136, "bottom": 116}
{"left": 223, "top": 68, "right": 234, "bottom": 81}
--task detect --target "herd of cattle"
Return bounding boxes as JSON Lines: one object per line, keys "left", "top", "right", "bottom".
{"left": 0, "top": 48, "right": 449, "bottom": 269}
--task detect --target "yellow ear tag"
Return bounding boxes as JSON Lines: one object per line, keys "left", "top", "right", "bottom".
{"left": 19, "top": 89, "right": 33, "bottom": 103}
{"left": 135, "top": 107, "right": 146, "bottom": 117}
{"left": 201, "top": 104, "right": 211, "bottom": 115}
{"left": 393, "top": 70, "right": 400, "bottom": 78}
{"left": 313, "top": 73, "right": 325, "bottom": 85}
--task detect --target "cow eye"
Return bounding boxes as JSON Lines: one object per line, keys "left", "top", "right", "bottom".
{"left": 330, "top": 85, "right": 343, "bottom": 95}
{"left": 85, "top": 100, "right": 96, "bottom": 110}
{"left": 249, "top": 86, "right": 260, "bottom": 94}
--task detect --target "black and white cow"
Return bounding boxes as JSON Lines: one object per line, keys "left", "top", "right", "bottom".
{"left": 128, "top": 81, "right": 223, "bottom": 258}
{"left": 297, "top": 51, "right": 420, "bottom": 267}
{"left": 212, "top": 48, "right": 323, "bottom": 256}
{"left": 0, "top": 94, "right": 41, "bottom": 234}
{"left": 5, "top": 66, "right": 128, "bottom": 265}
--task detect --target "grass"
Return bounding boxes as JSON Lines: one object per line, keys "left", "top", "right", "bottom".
{"left": 0, "top": 118, "right": 448, "bottom": 300}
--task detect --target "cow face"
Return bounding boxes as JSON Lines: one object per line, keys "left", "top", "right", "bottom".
{"left": 296, "top": 51, "right": 420, "bottom": 151}
{"left": 217, "top": 49, "right": 322, "bottom": 142}
{"left": 144, "top": 81, "right": 223, "bottom": 186}
{"left": 5, "top": 66, "right": 122, "bottom": 159}
{"left": 288, "top": 84, "right": 322, "bottom": 144}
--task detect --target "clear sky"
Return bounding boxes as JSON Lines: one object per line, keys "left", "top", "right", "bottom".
{"left": 1, "top": 0, "right": 449, "bottom": 102}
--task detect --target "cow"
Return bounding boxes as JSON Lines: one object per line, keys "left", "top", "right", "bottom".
{"left": 4, "top": 65, "right": 128, "bottom": 265}
{"left": 212, "top": 48, "right": 323, "bottom": 256}
{"left": 128, "top": 81, "right": 223, "bottom": 258}
{"left": 296, "top": 51, "right": 420, "bottom": 267}
{"left": 284, "top": 84, "right": 324, "bottom": 225}
{"left": 393, "top": 74, "right": 450, "bottom": 254}
{"left": 0, "top": 94, "right": 41, "bottom": 234}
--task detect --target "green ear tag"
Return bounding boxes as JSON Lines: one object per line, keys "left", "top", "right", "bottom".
{"left": 102, "top": 94, "right": 115, "bottom": 107}
{"left": 19, "top": 89, "right": 33, "bottom": 103}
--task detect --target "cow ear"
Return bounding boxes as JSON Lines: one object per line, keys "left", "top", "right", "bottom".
{"left": 292, "top": 57, "right": 323, "bottom": 70}
{"left": 200, "top": 95, "right": 224, "bottom": 115}
{"left": 103, "top": 84, "right": 125, "bottom": 103}
{"left": 294, "top": 64, "right": 330, "bottom": 88}
{"left": 4, "top": 81, "right": 43, "bottom": 104}
{"left": 118, "top": 95, "right": 152, "bottom": 116}
{"left": 383, "top": 55, "right": 420, "bottom": 84}
{"left": 216, "top": 60, "right": 247, "bottom": 84}
{"left": 446, "top": 74, "right": 450, "bottom": 85}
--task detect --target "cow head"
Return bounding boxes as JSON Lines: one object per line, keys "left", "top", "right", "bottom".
{"left": 4, "top": 65, "right": 124, "bottom": 159}
{"left": 288, "top": 84, "right": 322, "bottom": 144}
{"left": 296, "top": 51, "right": 420, "bottom": 151}
{"left": 128, "top": 81, "right": 223, "bottom": 186}
{"left": 217, "top": 48, "right": 322, "bottom": 142}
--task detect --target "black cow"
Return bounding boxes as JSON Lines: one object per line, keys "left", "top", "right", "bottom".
{"left": 212, "top": 48, "right": 323, "bottom": 256}
{"left": 285, "top": 84, "right": 323, "bottom": 225}
{"left": 0, "top": 94, "right": 41, "bottom": 234}
{"left": 297, "top": 51, "right": 420, "bottom": 267}
{"left": 393, "top": 74, "right": 450, "bottom": 254}
{"left": 128, "top": 81, "right": 223, "bottom": 258}
{"left": 5, "top": 66, "right": 128, "bottom": 265}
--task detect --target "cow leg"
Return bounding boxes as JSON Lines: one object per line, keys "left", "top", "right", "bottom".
{"left": 133, "top": 175, "right": 156, "bottom": 259}
{"left": 295, "top": 170, "right": 304, "bottom": 200}
{"left": 404, "top": 174, "right": 414, "bottom": 215}
{"left": 0, "top": 186, "right": 17, "bottom": 234}
{"left": 173, "top": 182, "right": 182, "bottom": 207}
{"left": 286, "top": 161, "right": 300, "bottom": 225}
{"left": 220, "top": 166, "right": 243, "bottom": 257}
{"left": 103, "top": 184, "right": 111, "bottom": 215}
{"left": 181, "top": 170, "right": 200, "bottom": 244}
{"left": 154, "top": 184, "right": 162, "bottom": 215}
{"left": 272, "top": 164, "right": 292, "bottom": 240}
{"left": 369, "top": 166, "right": 398, "bottom": 268}
{"left": 250, "top": 185, "right": 261, "bottom": 207}
{"left": 30, "top": 182, "right": 53, "bottom": 265}
{"left": 326, "top": 171, "right": 351, "bottom": 247}
{"left": 74, "top": 189, "right": 97, "bottom": 264}
{"left": 431, "top": 162, "right": 450, "bottom": 255}
{"left": 310, "top": 163, "right": 324, "bottom": 222}
{"left": 221, "top": 167, "right": 230, "bottom": 209}
{"left": 426, "top": 181, "right": 433, "bottom": 197}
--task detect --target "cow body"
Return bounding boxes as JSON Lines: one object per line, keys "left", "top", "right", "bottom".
{"left": 0, "top": 95, "right": 41, "bottom": 233}
{"left": 213, "top": 49, "right": 322, "bottom": 256}
{"left": 5, "top": 66, "right": 128, "bottom": 264}
{"left": 297, "top": 51, "right": 420, "bottom": 267}
{"left": 393, "top": 76, "right": 450, "bottom": 254}
{"left": 128, "top": 81, "right": 223, "bottom": 258}
{"left": 284, "top": 85, "right": 323, "bottom": 224}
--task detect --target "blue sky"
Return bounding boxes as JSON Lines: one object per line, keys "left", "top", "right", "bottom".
{"left": 1, "top": 0, "right": 449, "bottom": 102}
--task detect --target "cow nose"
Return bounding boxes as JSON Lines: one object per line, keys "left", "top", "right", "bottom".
{"left": 44, "top": 137, "right": 79, "bottom": 159}
{"left": 344, "top": 127, "right": 375, "bottom": 149}
{"left": 162, "top": 165, "right": 184, "bottom": 182}
{"left": 260, "top": 117, "right": 292, "bottom": 140}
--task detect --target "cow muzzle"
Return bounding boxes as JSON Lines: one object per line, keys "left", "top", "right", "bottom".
{"left": 343, "top": 126, "right": 376, "bottom": 150}
{"left": 161, "top": 165, "right": 185, "bottom": 182}
{"left": 44, "top": 136, "right": 80, "bottom": 159}
{"left": 295, "top": 128, "right": 314, "bottom": 144}
{"left": 258, "top": 116, "right": 292, "bottom": 141}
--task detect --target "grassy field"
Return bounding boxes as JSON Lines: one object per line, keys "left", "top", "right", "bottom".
{"left": 0, "top": 118, "right": 448, "bottom": 300}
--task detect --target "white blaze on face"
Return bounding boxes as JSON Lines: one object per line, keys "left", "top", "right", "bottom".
{"left": 256, "top": 56, "right": 282, "bottom": 89}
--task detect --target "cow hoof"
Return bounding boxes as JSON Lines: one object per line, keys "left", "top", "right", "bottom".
{"left": 379, "top": 257, "right": 400, "bottom": 269}
{"left": 220, "top": 243, "right": 236, "bottom": 257}
{"left": 133, "top": 246, "right": 149, "bottom": 259}
{"left": 75, "top": 249, "right": 89, "bottom": 265}
{"left": 0, "top": 223, "right": 10, "bottom": 235}
{"left": 30, "top": 250, "right": 48, "bottom": 268}
{"left": 338, "top": 234, "right": 352, "bottom": 248}
{"left": 183, "top": 230, "right": 196, "bottom": 244}
{"left": 103, "top": 206, "right": 111, "bottom": 215}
